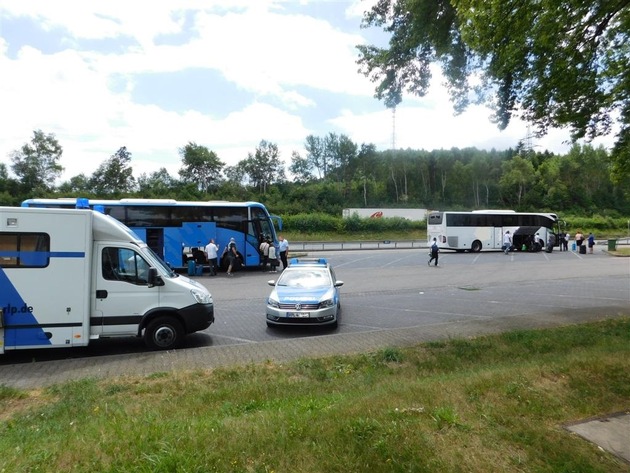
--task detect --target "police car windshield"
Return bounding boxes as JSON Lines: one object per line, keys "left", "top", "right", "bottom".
{"left": 277, "top": 269, "right": 331, "bottom": 288}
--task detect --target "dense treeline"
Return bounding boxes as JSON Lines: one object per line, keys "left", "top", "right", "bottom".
{"left": 2, "top": 130, "right": 629, "bottom": 223}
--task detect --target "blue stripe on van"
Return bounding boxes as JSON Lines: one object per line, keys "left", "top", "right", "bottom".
{"left": 0, "top": 251, "right": 84, "bottom": 258}
{"left": 0, "top": 269, "right": 51, "bottom": 347}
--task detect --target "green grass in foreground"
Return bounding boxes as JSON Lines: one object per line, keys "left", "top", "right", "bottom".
{"left": 1, "top": 318, "right": 629, "bottom": 472}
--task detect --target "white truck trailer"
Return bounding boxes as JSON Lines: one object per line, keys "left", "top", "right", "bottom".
{"left": 342, "top": 208, "right": 427, "bottom": 221}
{"left": 0, "top": 206, "right": 214, "bottom": 353}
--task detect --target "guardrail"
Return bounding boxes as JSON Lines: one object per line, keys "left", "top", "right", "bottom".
{"left": 290, "top": 239, "right": 628, "bottom": 252}
{"left": 290, "top": 240, "right": 425, "bottom": 252}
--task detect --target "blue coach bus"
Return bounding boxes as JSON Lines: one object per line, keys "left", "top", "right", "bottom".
{"left": 21, "top": 198, "right": 281, "bottom": 270}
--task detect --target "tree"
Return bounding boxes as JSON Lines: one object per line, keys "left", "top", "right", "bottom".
{"left": 0, "top": 163, "right": 20, "bottom": 205}
{"left": 90, "top": 146, "right": 136, "bottom": 196}
{"left": 288, "top": 151, "right": 313, "bottom": 183}
{"left": 223, "top": 164, "right": 246, "bottom": 185}
{"left": 57, "top": 174, "right": 93, "bottom": 195}
{"left": 358, "top": 0, "right": 630, "bottom": 181}
{"left": 353, "top": 143, "right": 378, "bottom": 206}
{"left": 326, "top": 133, "right": 358, "bottom": 193}
{"left": 178, "top": 142, "right": 224, "bottom": 192}
{"left": 304, "top": 135, "right": 329, "bottom": 179}
{"left": 241, "top": 140, "right": 286, "bottom": 194}
{"left": 10, "top": 129, "right": 64, "bottom": 193}
{"left": 500, "top": 156, "right": 536, "bottom": 207}
{"left": 137, "top": 168, "right": 178, "bottom": 196}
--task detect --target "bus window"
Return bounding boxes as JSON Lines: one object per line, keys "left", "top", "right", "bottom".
{"left": 214, "top": 207, "right": 247, "bottom": 232}
{"left": 428, "top": 213, "right": 443, "bottom": 225}
{"left": 126, "top": 206, "right": 170, "bottom": 227}
{"left": 107, "top": 206, "right": 125, "bottom": 222}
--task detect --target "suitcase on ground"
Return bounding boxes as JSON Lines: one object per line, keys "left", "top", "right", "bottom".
{"left": 579, "top": 245, "right": 586, "bottom": 254}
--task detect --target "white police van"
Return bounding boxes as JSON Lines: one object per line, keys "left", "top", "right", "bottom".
{"left": 0, "top": 206, "right": 214, "bottom": 353}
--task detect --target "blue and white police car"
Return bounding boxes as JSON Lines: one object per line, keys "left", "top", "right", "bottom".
{"left": 266, "top": 258, "right": 343, "bottom": 328}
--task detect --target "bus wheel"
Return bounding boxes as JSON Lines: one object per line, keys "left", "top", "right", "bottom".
{"left": 471, "top": 240, "right": 483, "bottom": 253}
{"left": 145, "top": 317, "right": 184, "bottom": 350}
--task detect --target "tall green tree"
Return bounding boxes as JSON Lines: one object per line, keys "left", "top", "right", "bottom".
{"left": 137, "top": 168, "right": 178, "bottom": 197}
{"left": 358, "top": 0, "right": 630, "bottom": 182}
{"left": 178, "top": 142, "right": 224, "bottom": 192}
{"left": 10, "top": 129, "right": 64, "bottom": 194}
{"left": 500, "top": 156, "right": 536, "bottom": 207}
{"left": 57, "top": 173, "right": 93, "bottom": 195}
{"left": 288, "top": 151, "right": 313, "bottom": 184}
{"left": 304, "top": 135, "right": 329, "bottom": 179}
{"left": 0, "top": 163, "right": 20, "bottom": 205}
{"left": 242, "top": 140, "right": 286, "bottom": 194}
{"left": 352, "top": 143, "right": 379, "bottom": 206}
{"left": 90, "top": 146, "right": 136, "bottom": 196}
{"left": 326, "top": 133, "right": 358, "bottom": 192}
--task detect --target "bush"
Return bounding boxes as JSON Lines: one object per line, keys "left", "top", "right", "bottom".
{"left": 282, "top": 214, "right": 426, "bottom": 235}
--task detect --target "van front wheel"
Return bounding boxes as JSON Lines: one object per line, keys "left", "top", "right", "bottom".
{"left": 145, "top": 317, "right": 184, "bottom": 350}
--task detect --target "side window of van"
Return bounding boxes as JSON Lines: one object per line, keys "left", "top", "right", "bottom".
{"left": 0, "top": 233, "right": 50, "bottom": 268}
{"left": 102, "top": 247, "right": 149, "bottom": 285}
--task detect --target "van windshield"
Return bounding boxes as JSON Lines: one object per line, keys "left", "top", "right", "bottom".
{"left": 140, "top": 246, "right": 177, "bottom": 278}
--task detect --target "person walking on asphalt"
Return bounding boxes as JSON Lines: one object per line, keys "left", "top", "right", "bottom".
{"left": 428, "top": 237, "right": 439, "bottom": 267}
{"left": 503, "top": 230, "right": 512, "bottom": 255}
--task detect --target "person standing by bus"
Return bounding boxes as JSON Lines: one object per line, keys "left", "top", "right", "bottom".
{"left": 278, "top": 235, "right": 289, "bottom": 269}
{"left": 259, "top": 237, "right": 270, "bottom": 271}
{"left": 428, "top": 237, "right": 439, "bottom": 267}
{"left": 575, "top": 230, "right": 585, "bottom": 252}
{"left": 268, "top": 241, "right": 279, "bottom": 272}
{"left": 226, "top": 238, "right": 238, "bottom": 276}
{"left": 503, "top": 230, "right": 512, "bottom": 255}
{"left": 587, "top": 232, "right": 595, "bottom": 254}
{"left": 204, "top": 238, "right": 219, "bottom": 276}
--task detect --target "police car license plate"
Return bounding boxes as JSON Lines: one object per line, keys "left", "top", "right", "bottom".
{"left": 288, "top": 312, "right": 310, "bottom": 318}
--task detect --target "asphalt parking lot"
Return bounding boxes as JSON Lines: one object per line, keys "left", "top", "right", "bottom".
{"left": 1, "top": 246, "right": 628, "bottom": 386}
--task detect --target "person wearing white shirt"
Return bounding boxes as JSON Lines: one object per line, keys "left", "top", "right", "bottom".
{"left": 204, "top": 238, "right": 219, "bottom": 276}
{"left": 503, "top": 231, "right": 512, "bottom": 255}
{"left": 278, "top": 235, "right": 289, "bottom": 268}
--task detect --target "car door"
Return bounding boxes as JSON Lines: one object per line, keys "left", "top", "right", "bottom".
{"left": 92, "top": 245, "right": 159, "bottom": 337}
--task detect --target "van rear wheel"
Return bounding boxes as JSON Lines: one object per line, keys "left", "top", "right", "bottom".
{"left": 145, "top": 317, "right": 184, "bottom": 350}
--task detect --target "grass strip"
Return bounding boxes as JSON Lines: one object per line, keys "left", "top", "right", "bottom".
{"left": 1, "top": 317, "right": 629, "bottom": 472}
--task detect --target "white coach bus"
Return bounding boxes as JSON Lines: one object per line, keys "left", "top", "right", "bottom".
{"left": 427, "top": 210, "right": 560, "bottom": 253}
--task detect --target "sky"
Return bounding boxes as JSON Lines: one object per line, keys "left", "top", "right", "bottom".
{"left": 0, "top": 0, "right": 616, "bottom": 183}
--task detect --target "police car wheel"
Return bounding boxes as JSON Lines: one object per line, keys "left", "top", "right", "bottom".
{"left": 145, "top": 317, "right": 184, "bottom": 350}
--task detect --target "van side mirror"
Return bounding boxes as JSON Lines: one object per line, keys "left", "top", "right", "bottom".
{"left": 147, "top": 267, "right": 163, "bottom": 287}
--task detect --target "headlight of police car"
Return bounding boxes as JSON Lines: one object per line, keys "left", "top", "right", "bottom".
{"left": 191, "top": 289, "right": 213, "bottom": 304}
{"left": 319, "top": 298, "right": 334, "bottom": 308}
{"left": 268, "top": 297, "right": 280, "bottom": 308}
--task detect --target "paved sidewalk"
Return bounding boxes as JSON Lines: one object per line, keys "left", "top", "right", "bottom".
{"left": 0, "top": 310, "right": 625, "bottom": 390}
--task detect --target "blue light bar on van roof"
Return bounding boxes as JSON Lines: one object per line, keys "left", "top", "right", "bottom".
{"left": 76, "top": 198, "right": 90, "bottom": 209}
{"left": 289, "top": 257, "right": 328, "bottom": 266}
